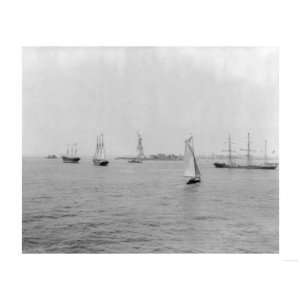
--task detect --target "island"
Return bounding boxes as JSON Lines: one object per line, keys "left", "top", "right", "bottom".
{"left": 115, "top": 153, "right": 183, "bottom": 161}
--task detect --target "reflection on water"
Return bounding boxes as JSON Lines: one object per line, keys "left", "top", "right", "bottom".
{"left": 22, "top": 158, "right": 278, "bottom": 253}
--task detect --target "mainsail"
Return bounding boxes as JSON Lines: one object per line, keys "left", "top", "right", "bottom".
{"left": 184, "top": 136, "right": 200, "bottom": 178}
{"left": 193, "top": 152, "right": 201, "bottom": 177}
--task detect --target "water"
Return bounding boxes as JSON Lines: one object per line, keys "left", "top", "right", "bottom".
{"left": 22, "top": 158, "right": 279, "bottom": 253}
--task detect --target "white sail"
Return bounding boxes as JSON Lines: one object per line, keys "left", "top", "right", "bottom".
{"left": 184, "top": 136, "right": 201, "bottom": 178}
{"left": 193, "top": 154, "right": 201, "bottom": 177}
{"left": 184, "top": 140, "right": 196, "bottom": 177}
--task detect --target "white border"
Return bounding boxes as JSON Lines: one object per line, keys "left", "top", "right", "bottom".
{"left": 1, "top": 0, "right": 299, "bottom": 299}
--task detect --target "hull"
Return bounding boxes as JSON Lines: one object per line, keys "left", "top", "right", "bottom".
{"left": 62, "top": 156, "right": 80, "bottom": 163}
{"left": 46, "top": 155, "right": 57, "bottom": 159}
{"left": 128, "top": 159, "right": 143, "bottom": 163}
{"left": 214, "top": 162, "right": 227, "bottom": 168}
{"left": 93, "top": 158, "right": 109, "bottom": 166}
{"left": 186, "top": 177, "right": 201, "bottom": 185}
{"left": 214, "top": 162, "right": 277, "bottom": 170}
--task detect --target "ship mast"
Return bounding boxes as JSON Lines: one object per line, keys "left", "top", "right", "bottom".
{"left": 100, "top": 133, "right": 105, "bottom": 159}
{"left": 228, "top": 134, "right": 232, "bottom": 165}
{"left": 240, "top": 132, "right": 255, "bottom": 165}
{"left": 95, "top": 136, "right": 99, "bottom": 157}
{"left": 222, "top": 134, "right": 234, "bottom": 165}
{"left": 74, "top": 143, "right": 77, "bottom": 156}
{"left": 247, "top": 132, "right": 250, "bottom": 165}
{"left": 264, "top": 139, "right": 268, "bottom": 164}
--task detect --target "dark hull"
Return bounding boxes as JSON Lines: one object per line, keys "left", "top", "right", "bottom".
{"left": 93, "top": 158, "right": 109, "bottom": 166}
{"left": 128, "top": 159, "right": 143, "bottom": 163}
{"left": 62, "top": 156, "right": 80, "bottom": 163}
{"left": 186, "top": 177, "right": 201, "bottom": 184}
{"left": 214, "top": 162, "right": 277, "bottom": 170}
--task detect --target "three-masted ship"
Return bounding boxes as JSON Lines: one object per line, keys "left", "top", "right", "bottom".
{"left": 62, "top": 144, "right": 80, "bottom": 163}
{"left": 214, "top": 133, "right": 277, "bottom": 170}
{"left": 93, "top": 134, "right": 109, "bottom": 166}
{"left": 128, "top": 132, "right": 144, "bottom": 163}
{"left": 184, "top": 135, "right": 201, "bottom": 184}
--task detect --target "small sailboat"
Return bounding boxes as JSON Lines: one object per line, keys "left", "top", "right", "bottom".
{"left": 62, "top": 143, "right": 80, "bottom": 163}
{"left": 184, "top": 136, "right": 201, "bottom": 184}
{"left": 93, "top": 134, "right": 109, "bottom": 166}
{"left": 128, "top": 132, "right": 144, "bottom": 163}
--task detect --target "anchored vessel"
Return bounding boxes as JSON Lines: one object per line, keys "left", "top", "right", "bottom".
{"left": 214, "top": 133, "right": 277, "bottom": 170}
{"left": 128, "top": 132, "right": 144, "bottom": 163}
{"left": 184, "top": 135, "right": 201, "bottom": 184}
{"left": 45, "top": 154, "right": 57, "bottom": 159}
{"left": 93, "top": 134, "right": 109, "bottom": 166}
{"left": 62, "top": 144, "right": 80, "bottom": 163}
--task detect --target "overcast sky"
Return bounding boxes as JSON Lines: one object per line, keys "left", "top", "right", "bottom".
{"left": 23, "top": 47, "right": 278, "bottom": 156}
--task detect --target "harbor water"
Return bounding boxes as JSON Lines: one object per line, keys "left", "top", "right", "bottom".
{"left": 22, "top": 157, "right": 279, "bottom": 253}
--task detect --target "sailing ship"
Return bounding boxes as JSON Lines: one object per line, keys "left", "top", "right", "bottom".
{"left": 184, "top": 135, "right": 201, "bottom": 184}
{"left": 62, "top": 143, "right": 80, "bottom": 163}
{"left": 93, "top": 134, "right": 109, "bottom": 166}
{"left": 128, "top": 132, "right": 144, "bottom": 163}
{"left": 214, "top": 133, "right": 277, "bottom": 170}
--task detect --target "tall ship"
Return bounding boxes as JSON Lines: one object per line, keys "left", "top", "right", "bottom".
{"left": 62, "top": 144, "right": 80, "bottom": 163}
{"left": 214, "top": 133, "right": 277, "bottom": 170}
{"left": 128, "top": 132, "right": 144, "bottom": 163}
{"left": 93, "top": 134, "right": 109, "bottom": 166}
{"left": 184, "top": 135, "right": 201, "bottom": 184}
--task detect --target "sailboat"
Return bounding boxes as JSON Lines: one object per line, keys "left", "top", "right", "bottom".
{"left": 184, "top": 136, "right": 201, "bottom": 184}
{"left": 93, "top": 134, "right": 109, "bottom": 166}
{"left": 62, "top": 143, "right": 80, "bottom": 163}
{"left": 128, "top": 132, "right": 144, "bottom": 163}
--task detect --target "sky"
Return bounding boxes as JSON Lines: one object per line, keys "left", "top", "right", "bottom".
{"left": 23, "top": 47, "right": 278, "bottom": 157}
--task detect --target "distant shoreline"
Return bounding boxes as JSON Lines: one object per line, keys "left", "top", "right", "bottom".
{"left": 115, "top": 157, "right": 183, "bottom": 161}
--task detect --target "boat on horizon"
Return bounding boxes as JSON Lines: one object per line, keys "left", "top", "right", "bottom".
{"left": 214, "top": 133, "right": 277, "bottom": 170}
{"left": 128, "top": 132, "right": 144, "bottom": 163}
{"left": 62, "top": 144, "right": 80, "bottom": 163}
{"left": 45, "top": 154, "right": 58, "bottom": 159}
{"left": 93, "top": 134, "right": 109, "bottom": 166}
{"left": 184, "top": 135, "right": 201, "bottom": 184}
